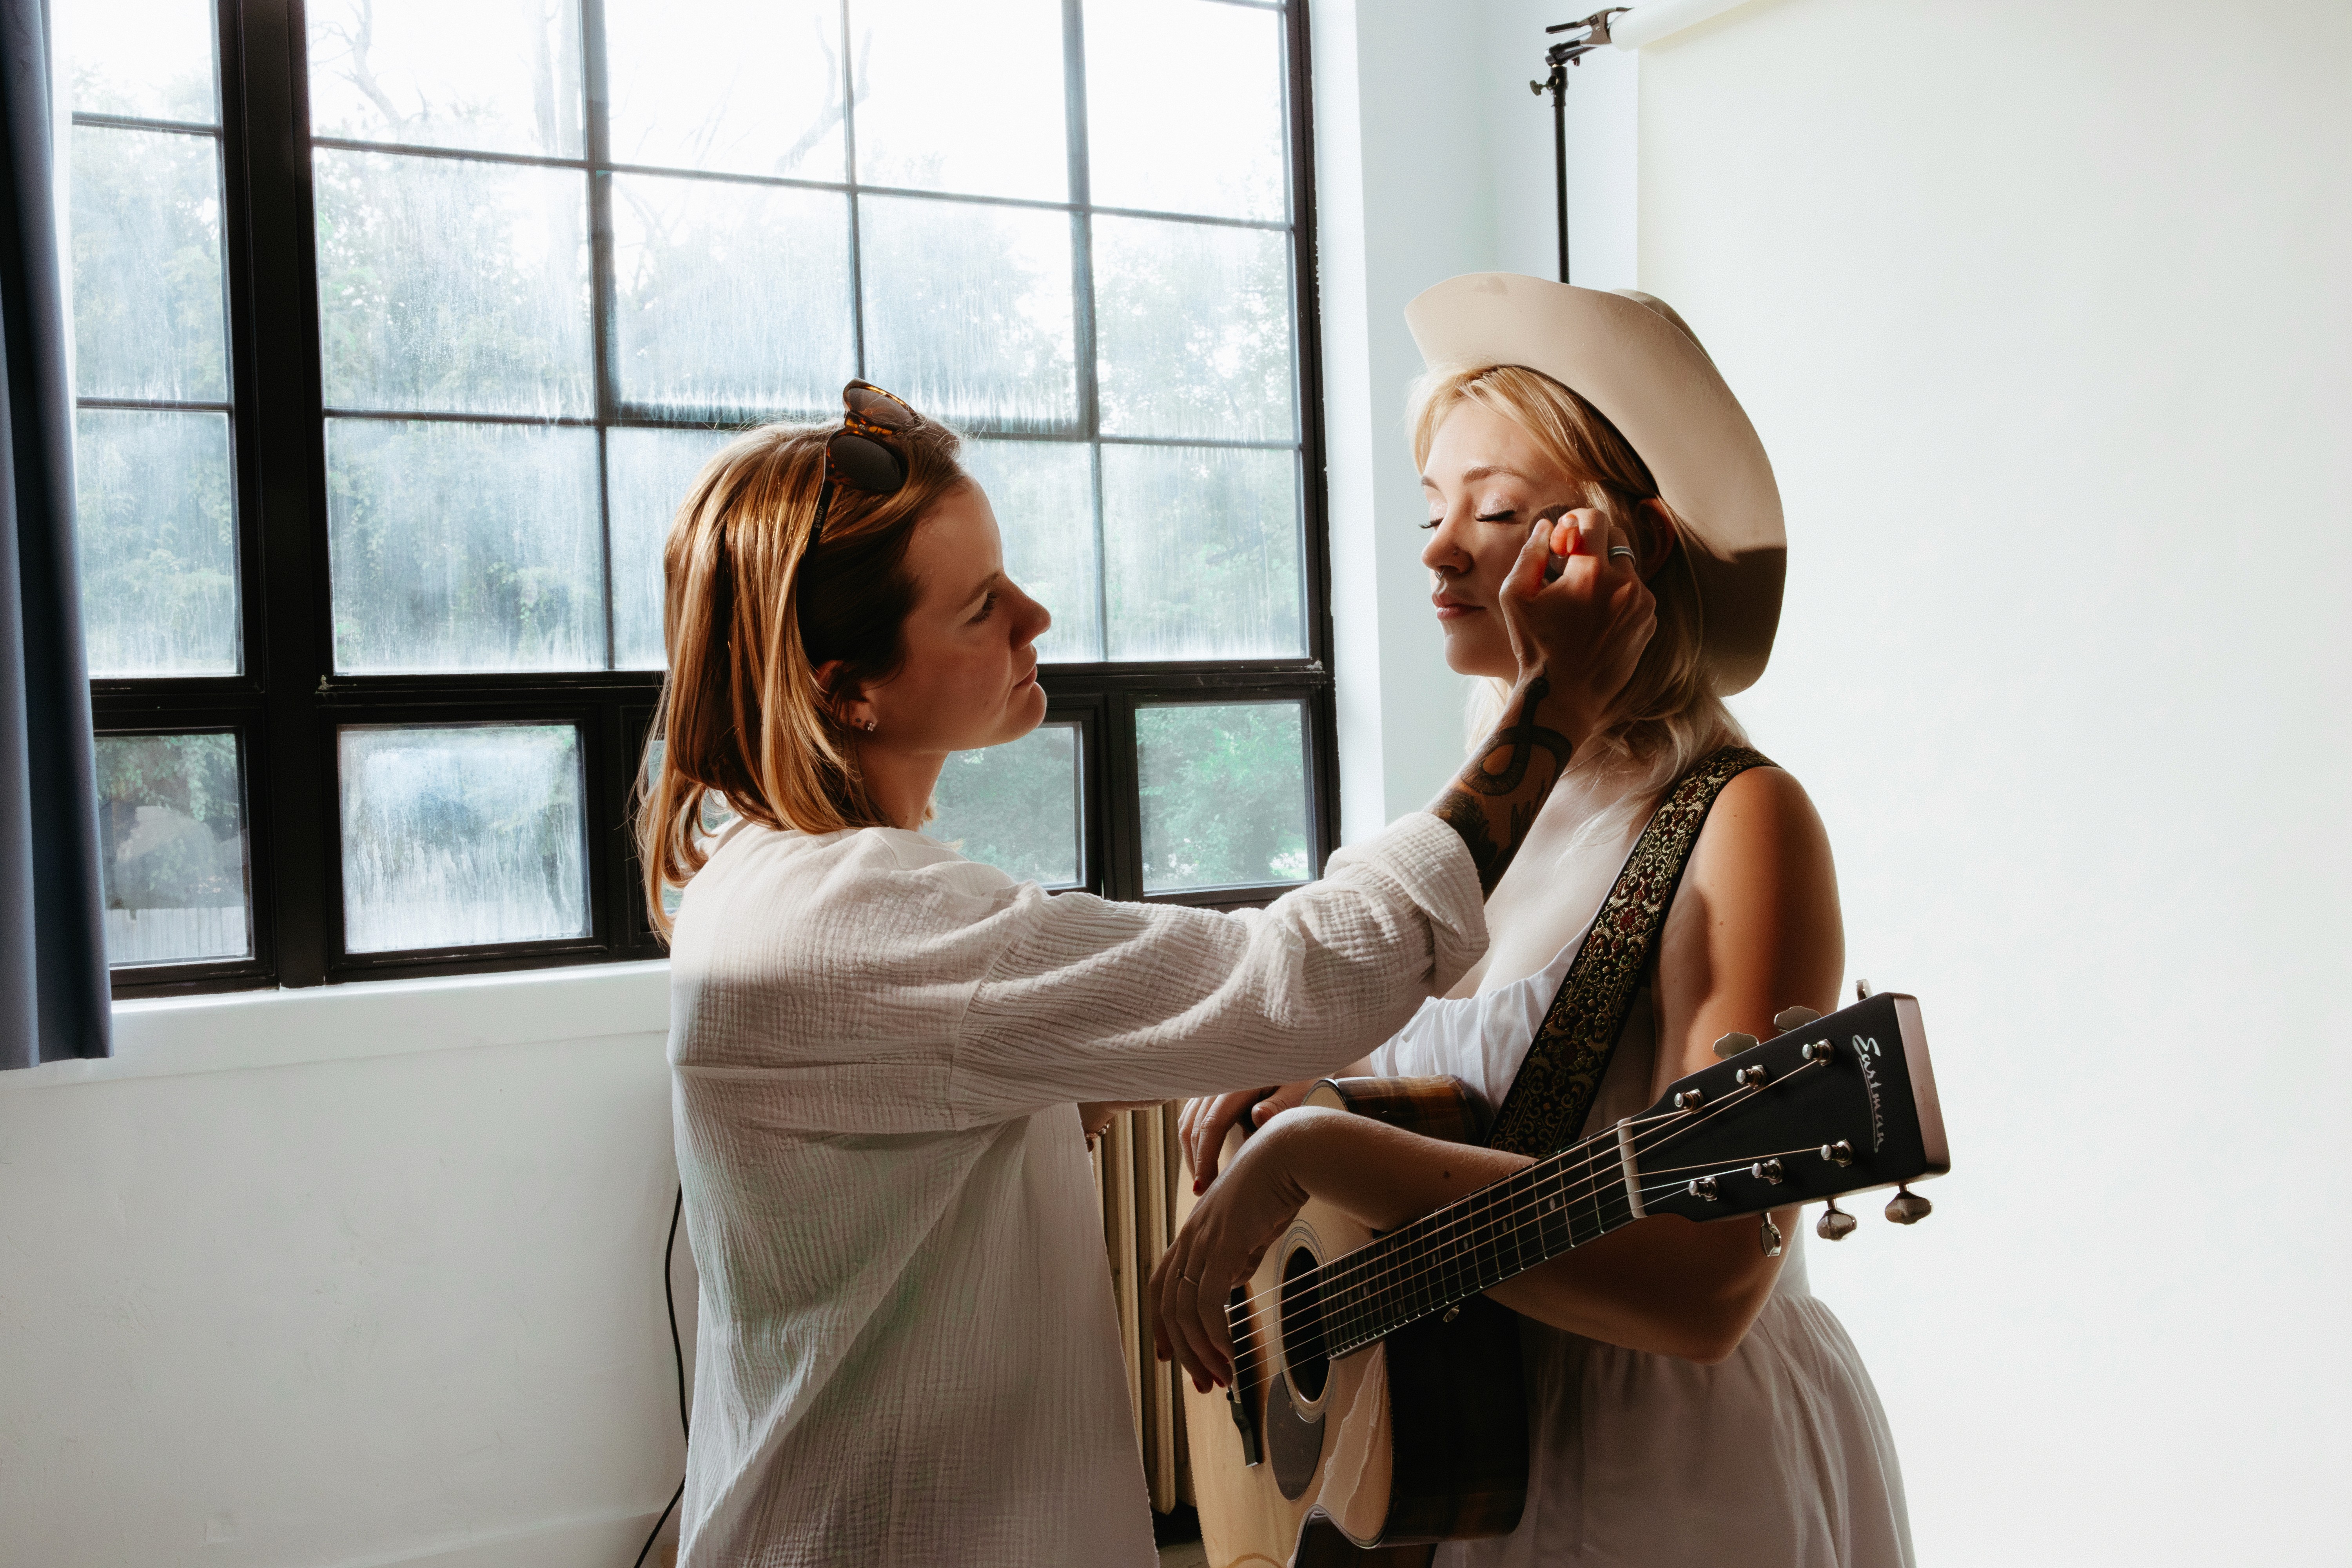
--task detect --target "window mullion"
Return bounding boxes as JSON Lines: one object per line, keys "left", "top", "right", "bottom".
{"left": 225, "top": 0, "right": 336, "bottom": 988}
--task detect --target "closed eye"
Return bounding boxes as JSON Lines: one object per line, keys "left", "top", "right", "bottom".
{"left": 1475, "top": 510, "right": 1516, "bottom": 523}
{"left": 971, "top": 591, "right": 998, "bottom": 624}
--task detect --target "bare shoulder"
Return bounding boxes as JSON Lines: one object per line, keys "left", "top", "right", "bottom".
{"left": 1657, "top": 765, "right": 1844, "bottom": 1043}
{"left": 1684, "top": 764, "right": 1835, "bottom": 895}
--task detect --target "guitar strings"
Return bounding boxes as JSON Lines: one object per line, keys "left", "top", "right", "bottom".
{"left": 1230, "top": 1127, "right": 1816, "bottom": 1369}
{"left": 1217, "top": 1059, "right": 1830, "bottom": 1364}
{"left": 1249, "top": 1138, "right": 1838, "bottom": 1367}
{"left": 1224, "top": 1077, "right": 1824, "bottom": 1369}
{"left": 1220, "top": 1085, "right": 1755, "bottom": 1356}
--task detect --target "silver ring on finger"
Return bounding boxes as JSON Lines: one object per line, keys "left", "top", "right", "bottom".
{"left": 1608, "top": 546, "right": 1637, "bottom": 563}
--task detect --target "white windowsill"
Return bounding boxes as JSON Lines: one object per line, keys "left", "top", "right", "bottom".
{"left": 0, "top": 959, "right": 671, "bottom": 1093}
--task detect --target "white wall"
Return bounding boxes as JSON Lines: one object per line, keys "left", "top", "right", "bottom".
{"left": 1318, "top": 0, "right": 1639, "bottom": 841}
{"left": 0, "top": 967, "right": 693, "bottom": 1568}
{"left": 1634, "top": 1, "right": 2351, "bottom": 1562}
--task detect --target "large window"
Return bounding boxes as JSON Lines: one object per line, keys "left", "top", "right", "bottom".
{"left": 70, "top": 0, "right": 1333, "bottom": 996}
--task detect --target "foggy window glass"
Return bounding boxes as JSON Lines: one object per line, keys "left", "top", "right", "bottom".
{"left": 958, "top": 439, "right": 1101, "bottom": 664}
{"left": 607, "top": 425, "right": 739, "bottom": 670}
{"left": 313, "top": 150, "right": 593, "bottom": 417}
{"left": 604, "top": 0, "right": 846, "bottom": 181}
{"left": 326, "top": 418, "right": 604, "bottom": 673}
{"left": 858, "top": 194, "right": 1078, "bottom": 430}
{"left": 69, "top": 123, "right": 228, "bottom": 403}
{"left": 1095, "top": 216, "right": 1295, "bottom": 442}
{"left": 929, "top": 722, "right": 1083, "bottom": 888}
{"left": 1085, "top": 0, "right": 1287, "bottom": 222}
{"left": 305, "top": 0, "right": 586, "bottom": 158}
{"left": 96, "top": 732, "right": 251, "bottom": 967}
{"left": 339, "top": 724, "right": 590, "bottom": 953}
{"left": 75, "top": 409, "right": 238, "bottom": 677}
{"left": 609, "top": 174, "right": 853, "bottom": 420}
{"left": 1100, "top": 444, "right": 1303, "bottom": 661}
{"left": 61, "top": 0, "right": 218, "bottom": 124}
{"left": 1136, "top": 702, "right": 1309, "bottom": 893}
{"left": 851, "top": 0, "right": 1068, "bottom": 202}
{"left": 62, "top": 0, "right": 243, "bottom": 691}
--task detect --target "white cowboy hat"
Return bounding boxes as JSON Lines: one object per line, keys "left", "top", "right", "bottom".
{"left": 1405, "top": 273, "right": 1786, "bottom": 695}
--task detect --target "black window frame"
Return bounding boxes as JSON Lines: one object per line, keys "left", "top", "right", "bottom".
{"left": 94, "top": 0, "right": 1336, "bottom": 1000}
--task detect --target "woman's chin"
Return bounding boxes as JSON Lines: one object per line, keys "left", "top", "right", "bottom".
{"left": 1439, "top": 630, "right": 1514, "bottom": 681}
{"left": 1005, "top": 680, "right": 1049, "bottom": 737}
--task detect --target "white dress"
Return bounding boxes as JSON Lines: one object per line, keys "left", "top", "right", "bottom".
{"left": 666, "top": 812, "right": 1486, "bottom": 1568}
{"left": 1368, "top": 923, "right": 1916, "bottom": 1568}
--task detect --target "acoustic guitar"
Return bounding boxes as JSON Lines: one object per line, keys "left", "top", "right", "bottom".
{"left": 1174, "top": 990, "right": 1949, "bottom": 1568}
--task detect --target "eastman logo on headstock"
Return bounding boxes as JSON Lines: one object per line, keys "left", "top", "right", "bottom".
{"left": 1854, "top": 1033, "right": 1887, "bottom": 1152}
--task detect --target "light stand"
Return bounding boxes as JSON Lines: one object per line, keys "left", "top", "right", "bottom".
{"left": 1529, "top": 9, "right": 1627, "bottom": 284}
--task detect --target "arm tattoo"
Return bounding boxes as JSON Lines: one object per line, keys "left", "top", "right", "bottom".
{"left": 1430, "top": 674, "right": 1575, "bottom": 895}
{"left": 1459, "top": 673, "right": 1577, "bottom": 797}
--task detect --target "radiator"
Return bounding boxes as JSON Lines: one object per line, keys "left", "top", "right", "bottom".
{"left": 1091, "top": 1101, "right": 1191, "bottom": 1513}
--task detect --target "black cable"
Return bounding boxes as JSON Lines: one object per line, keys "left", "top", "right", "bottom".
{"left": 633, "top": 1185, "right": 690, "bottom": 1568}
{"left": 632, "top": 1479, "right": 684, "bottom": 1568}
{"left": 664, "top": 1185, "right": 690, "bottom": 1440}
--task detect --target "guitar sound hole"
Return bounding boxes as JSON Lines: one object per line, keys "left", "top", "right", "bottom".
{"left": 1279, "top": 1243, "right": 1330, "bottom": 1404}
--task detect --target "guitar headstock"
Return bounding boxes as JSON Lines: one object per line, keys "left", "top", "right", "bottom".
{"left": 1634, "top": 992, "right": 1948, "bottom": 1225}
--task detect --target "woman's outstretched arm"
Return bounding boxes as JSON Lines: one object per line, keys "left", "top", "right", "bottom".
{"left": 1151, "top": 767, "right": 1843, "bottom": 1388}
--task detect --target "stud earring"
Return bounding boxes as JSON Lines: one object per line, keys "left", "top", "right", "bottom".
{"left": 864, "top": 718, "right": 878, "bottom": 733}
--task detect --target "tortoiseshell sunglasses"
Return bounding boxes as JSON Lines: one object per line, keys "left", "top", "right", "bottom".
{"left": 811, "top": 379, "right": 920, "bottom": 539}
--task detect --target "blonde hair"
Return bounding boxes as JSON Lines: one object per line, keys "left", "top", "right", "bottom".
{"left": 1408, "top": 363, "right": 1747, "bottom": 815}
{"left": 636, "top": 417, "right": 970, "bottom": 936}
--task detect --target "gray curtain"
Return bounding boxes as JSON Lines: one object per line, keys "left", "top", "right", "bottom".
{"left": 0, "top": 0, "right": 109, "bottom": 1069}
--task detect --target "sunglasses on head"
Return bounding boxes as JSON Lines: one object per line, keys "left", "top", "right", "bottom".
{"left": 811, "top": 379, "right": 920, "bottom": 539}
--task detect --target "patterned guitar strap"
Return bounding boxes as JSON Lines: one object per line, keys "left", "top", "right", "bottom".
{"left": 1484, "top": 746, "right": 1775, "bottom": 1158}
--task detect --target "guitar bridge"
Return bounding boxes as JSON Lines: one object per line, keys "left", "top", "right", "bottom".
{"left": 1228, "top": 1385, "right": 1261, "bottom": 1467}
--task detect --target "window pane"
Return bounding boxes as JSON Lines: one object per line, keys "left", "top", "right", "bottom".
{"left": 75, "top": 409, "right": 237, "bottom": 676}
{"left": 1137, "top": 701, "right": 1309, "bottom": 893}
{"left": 851, "top": 0, "right": 1067, "bottom": 201}
{"left": 314, "top": 150, "right": 592, "bottom": 417}
{"left": 97, "top": 732, "right": 250, "bottom": 966}
{"left": 605, "top": 0, "right": 846, "bottom": 180}
{"left": 959, "top": 439, "right": 1100, "bottom": 663}
{"left": 326, "top": 418, "right": 603, "bottom": 672}
{"left": 608, "top": 425, "right": 738, "bottom": 670}
{"left": 858, "top": 195, "right": 1077, "bottom": 430}
{"left": 928, "top": 722, "right": 1082, "bottom": 887}
{"left": 69, "top": 124, "right": 227, "bottom": 402}
{"left": 305, "top": 0, "right": 584, "bottom": 158}
{"left": 339, "top": 724, "right": 590, "bottom": 953}
{"left": 1085, "top": 0, "right": 1286, "bottom": 222}
{"left": 610, "top": 174, "right": 853, "bottom": 420}
{"left": 61, "top": 0, "right": 219, "bottom": 123}
{"left": 1095, "top": 216, "right": 1294, "bottom": 441}
{"left": 1100, "top": 444, "right": 1302, "bottom": 661}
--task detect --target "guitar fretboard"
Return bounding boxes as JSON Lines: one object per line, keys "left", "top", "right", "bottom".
{"left": 1317, "top": 1132, "right": 1637, "bottom": 1359}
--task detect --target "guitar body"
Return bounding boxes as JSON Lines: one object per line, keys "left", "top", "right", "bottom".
{"left": 1178, "top": 1077, "right": 1530, "bottom": 1568}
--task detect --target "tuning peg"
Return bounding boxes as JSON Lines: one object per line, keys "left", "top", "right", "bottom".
{"left": 1884, "top": 1185, "right": 1933, "bottom": 1225}
{"left": 1711, "top": 1031, "right": 1758, "bottom": 1060}
{"left": 1772, "top": 1005, "right": 1822, "bottom": 1032}
{"left": 1855, "top": 978, "right": 1873, "bottom": 1000}
{"left": 1816, "top": 1198, "right": 1857, "bottom": 1241}
{"left": 1758, "top": 1214, "right": 1783, "bottom": 1256}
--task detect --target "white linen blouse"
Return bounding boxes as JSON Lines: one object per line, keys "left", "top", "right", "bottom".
{"left": 665, "top": 811, "right": 1487, "bottom": 1568}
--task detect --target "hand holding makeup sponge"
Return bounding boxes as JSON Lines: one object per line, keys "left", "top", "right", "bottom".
{"left": 1538, "top": 503, "right": 1579, "bottom": 583}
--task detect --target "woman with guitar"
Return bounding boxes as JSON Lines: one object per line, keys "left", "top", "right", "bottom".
{"left": 1161, "top": 279, "right": 1913, "bottom": 1567}
{"left": 639, "top": 376, "right": 1658, "bottom": 1566}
